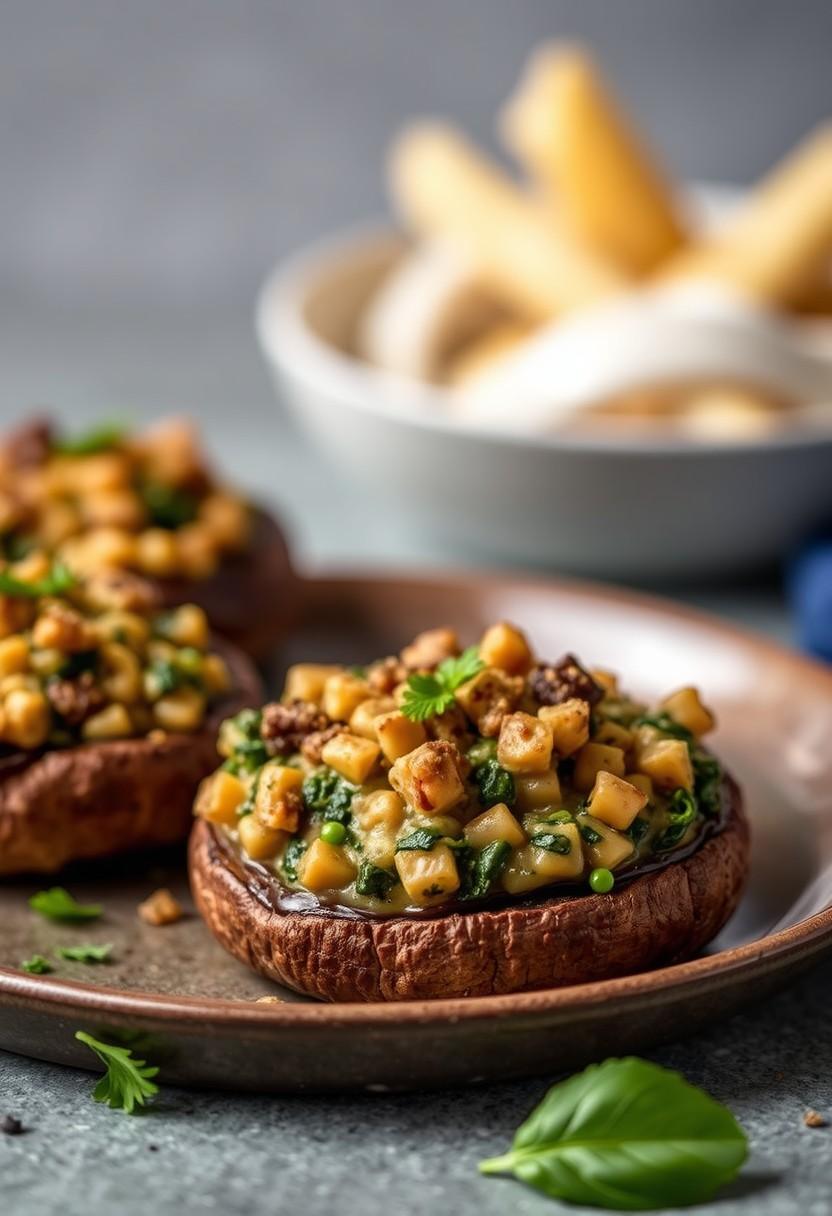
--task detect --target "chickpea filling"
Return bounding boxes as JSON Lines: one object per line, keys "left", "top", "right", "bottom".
{"left": 0, "top": 556, "right": 232, "bottom": 750}
{"left": 196, "top": 622, "right": 724, "bottom": 914}
{"left": 0, "top": 417, "right": 251, "bottom": 582}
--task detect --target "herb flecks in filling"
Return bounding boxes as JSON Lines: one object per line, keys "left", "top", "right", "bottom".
{"left": 196, "top": 622, "right": 722, "bottom": 913}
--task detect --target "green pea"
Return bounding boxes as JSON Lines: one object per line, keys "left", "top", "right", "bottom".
{"left": 589, "top": 867, "right": 615, "bottom": 894}
{"left": 320, "top": 821, "right": 347, "bottom": 846}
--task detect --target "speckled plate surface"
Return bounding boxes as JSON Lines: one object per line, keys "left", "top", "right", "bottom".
{"left": 1, "top": 570, "right": 832, "bottom": 1092}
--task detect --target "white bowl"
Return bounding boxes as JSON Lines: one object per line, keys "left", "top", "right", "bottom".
{"left": 256, "top": 225, "right": 832, "bottom": 578}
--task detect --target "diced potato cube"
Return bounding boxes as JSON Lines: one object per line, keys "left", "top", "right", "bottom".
{"left": 395, "top": 844, "right": 460, "bottom": 906}
{"left": 660, "top": 687, "right": 716, "bottom": 737}
{"left": 322, "top": 672, "right": 371, "bottom": 722}
{"left": 587, "top": 771, "right": 648, "bottom": 830}
{"left": 455, "top": 668, "right": 521, "bottom": 735}
{"left": 357, "top": 790, "right": 405, "bottom": 866}
{"left": 497, "top": 712, "right": 553, "bottom": 774}
{"left": 573, "top": 742, "right": 626, "bottom": 792}
{"left": 637, "top": 739, "right": 694, "bottom": 791}
{"left": 321, "top": 732, "right": 380, "bottom": 784}
{"left": 478, "top": 621, "right": 533, "bottom": 675}
{"left": 374, "top": 710, "right": 427, "bottom": 763}
{"left": 0, "top": 635, "right": 29, "bottom": 679}
{"left": 464, "top": 803, "right": 526, "bottom": 849}
{"left": 503, "top": 823, "right": 583, "bottom": 893}
{"left": 425, "top": 703, "right": 473, "bottom": 749}
{"left": 626, "top": 772, "right": 653, "bottom": 799}
{"left": 514, "top": 768, "right": 562, "bottom": 811}
{"left": 538, "top": 698, "right": 589, "bottom": 757}
{"left": 349, "top": 695, "right": 395, "bottom": 739}
{"left": 590, "top": 668, "right": 619, "bottom": 693}
{"left": 357, "top": 789, "right": 405, "bottom": 831}
{"left": 389, "top": 741, "right": 465, "bottom": 815}
{"left": 238, "top": 814, "right": 285, "bottom": 860}
{"left": 592, "top": 720, "right": 634, "bottom": 751}
{"left": 299, "top": 838, "right": 356, "bottom": 891}
{"left": 579, "top": 815, "right": 635, "bottom": 870}
{"left": 400, "top": 627, "right": 459, "bottom": 670}
{"left": 254, "top": 762, "right": 303, "bottom": 832}
{"left": 195, "top": 769, "right": 246, "bottom": 827}
{"left": 283, "top": 663, "right": 343, "bottom": 706}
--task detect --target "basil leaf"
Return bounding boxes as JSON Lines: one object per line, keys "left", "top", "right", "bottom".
{"left": 480, "top": 1057, "right": 747, "bottom": 1209}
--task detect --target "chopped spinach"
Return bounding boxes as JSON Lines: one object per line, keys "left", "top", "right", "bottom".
{"left": 473, "top": 758, "right": 516, "bottom": 808}
{"left": 546, "top": 810, "right": 574, "bottom": 824}
{"left": 467, "top": 737, "right": 498, "bottom": 767}
{"left": 140, "top": 481, "right": 199, "bottom": 530}
{"left": 633, "top": 712, "right": 693, "bottom": 742}
{"left": 53, "top": 422, "right": 125, "bottom": 456}
{"left": 281, "top": 837, "right": 307, "bottom": 881}
{"left": 653, "top": 788, "right": 698, "bottom": 851}
{"left": 693, "top": 750, "right": 722, "bottom": 816}
{"left": 531, "top": 832, "right": 573, "bottom": 855}
{"left": 579, "top": 823, "right": 603, "bottom": 845}
{"left": 626, "top": 816, "right": 650, "bottom": 844}
{"left": 459, "top": 840, "right": 511, "bottom": 900}
{"left": 148, "top": 658, "right": 186, "bottom": 695}
{"left": 302, "top": 768, "right": 356, "bottom": 823}
{"left": 355, "top": 861, "right": 399, "bottom": 901}
{"left": 56, "top": 649, "right": 99, "bottom": 680}
{"left": 395, "top": 827, "right": 442, "bottom": 852}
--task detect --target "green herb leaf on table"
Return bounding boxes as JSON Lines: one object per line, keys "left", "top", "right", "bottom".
{"left": 479, "top": 1056, "right": 747, "bottom": 1210}
{"left": 0, "top": 561, "right": 77, "bottom": 599}
{"left": 401, "top": 646, "right": 485, "bottom": 722}
{"left": 29, "top": 888, "right": 103, "bottom": 923}
{"left": 53, "top": 423, "right": 125, "bottom": 456}
{"left": 75, "top": 1031, "right": 159, "bottom": 1114}
{"left": 21, "top": 954, "right": 53, "bottom": 974}
{"left": 57, "top": 943, "right": 113, "bottom": 964}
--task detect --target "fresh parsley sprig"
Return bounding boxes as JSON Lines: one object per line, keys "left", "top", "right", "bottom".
{"left": 479, "top": 1057, "right": 747, "bottom": 1209}
{"left": 29, "top": 888, "right": 103, "bottom": 923}
{"left": 75, "top": 1032, "right": 159, "bottom": 1114}
{"left": 21, "top": 954, "right": 53, "bottom": 974}
{"left": 0, "top": 561, "right": 77, "bottom": 599}
{"left": 401, "top": 646, "right": 485, "bottom": 722}
{"left": 57, "top": 943, "right": 113, "bottom": 964}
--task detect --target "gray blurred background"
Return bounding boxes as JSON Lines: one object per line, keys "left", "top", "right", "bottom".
{"left": 1, "top": 0, "right": 830, "bottom": 581}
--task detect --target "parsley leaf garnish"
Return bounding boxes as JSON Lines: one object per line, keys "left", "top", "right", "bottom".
{"left": 57, "top": 943, "right": 113, "bottom": 964}
{"left": 0, "top": 561, "right": 77, "bottom": 599}
{"left": 21, "top": 954, "right": 53, "bottom": 974}
{"left": 75, "top": 1031, "right": 159, "bottom": 1114}
{"left": 29, "top": 888, "right": 103, "bottom": 922}
{"left": 401, "top": 646, "right": 485, "bottom": 722}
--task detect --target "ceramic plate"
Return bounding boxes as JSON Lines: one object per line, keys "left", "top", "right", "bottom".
{"left": 1, "top": 571, "right": 831, "bottom": 1092}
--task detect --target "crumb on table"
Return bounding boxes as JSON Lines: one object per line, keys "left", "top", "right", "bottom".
{"left": 254, "top": 995, "right": 284, "bottom": 1004}
{"left": 138, "top": 887, "right": 183, "bottom": 926}
{"left": 804, "top": 1109, "right": 828, "bottom": 1129}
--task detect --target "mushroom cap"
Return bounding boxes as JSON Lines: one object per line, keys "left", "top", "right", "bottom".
{"left": 0, "top": 640, "right": 262, "bottom": 875}
{"left": 189, "top": 774, "right": 749, "bottom": 1002}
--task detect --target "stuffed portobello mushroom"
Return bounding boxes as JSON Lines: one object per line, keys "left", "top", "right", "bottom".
{"left": 190, "top": 622, "right": 749, "bottom": 1002}
{"left": 0, "top": 556, "right": 261, "bottom": 874}
{"left": 0, "top": 417, "right": 297, "bottom": 658}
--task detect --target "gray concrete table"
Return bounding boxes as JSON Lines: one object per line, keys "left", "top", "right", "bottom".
{"left": 0, "top": 302, "right": 829, "bottom": 1216}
